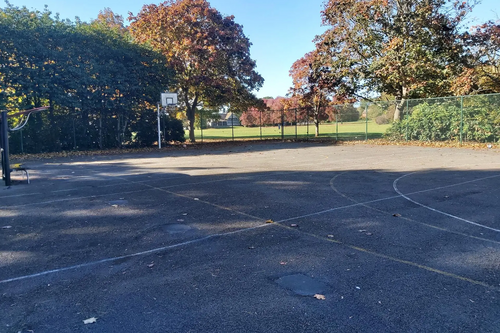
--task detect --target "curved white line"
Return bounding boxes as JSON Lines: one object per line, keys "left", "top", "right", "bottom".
{"left": 393, "top": 173, "right": 500, "bottom": 233}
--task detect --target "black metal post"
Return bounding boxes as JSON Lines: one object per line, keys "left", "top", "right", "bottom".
{"left": 1, "top": 111, "right": 11, "bottom": 186}
{"left": 260, "top": 110, "right": 262, "bottom": 140}
{"left": 281, "top": 109, "right": 284, "bottom": 141}
{"left": 295, "top": 108, "right": 297, "bottom": 140}
{"left": 231, "top": 113, "right": 235, "bottom": 141}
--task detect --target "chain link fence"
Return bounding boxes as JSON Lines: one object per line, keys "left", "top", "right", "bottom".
{"left": 7, "top": 93, "right": 500, "bottom": 154}
{"left": 194, "top": 93, "right": 500, "bottom": 144}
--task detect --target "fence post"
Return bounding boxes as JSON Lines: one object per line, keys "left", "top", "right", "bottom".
{"left": 405, "top": 100, "right": 409, "bottom": 141}
{"left": 20, "top": 129, "right": 24, "bottom": 154}
{"left": 281, "top": 109, "right": 284, "bottom": 141}
{"left": 335, "top": 110, "right": 339, "bottom": 141}
{"left": 365, "top": 105, "right": 368, "bottom": 141}
{"left": 260, "top": 110, "right": 262, "bottom": 140}
{"left": 231, "top": 114, "right": 234, "bottom": 141}
{"left": 460, "top": 96, "right": 463, "bottom": 146}
{"left": 200, "top": 110, "right": 204, "bottom": 143}
{"left": 295, "top": 108, "right": 297, "bottom": 140}
{"left": 306, "top": 108, "right": 309, "bottom": 141}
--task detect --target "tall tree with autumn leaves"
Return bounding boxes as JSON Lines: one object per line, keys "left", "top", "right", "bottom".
{"left": 314, "top": 0, "right": 472, "bottom": 120}
{"left": 129, "top": 0, "right": 264, "bottom": 142}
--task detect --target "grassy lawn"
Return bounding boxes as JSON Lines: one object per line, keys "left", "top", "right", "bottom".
{"left": 189, "top": 120, "right": 391, "bottom": 141}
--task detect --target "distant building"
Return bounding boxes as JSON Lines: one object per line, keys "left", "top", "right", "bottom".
{"left": 207, "top": 112, "right": 241, "bottom": 128}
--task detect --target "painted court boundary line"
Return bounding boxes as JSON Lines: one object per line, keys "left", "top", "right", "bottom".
{"left": 393, "top": 173, "right": 500, "bottom": 233}
{"left": 2, "top": 158, "right": 499, "bottom": 288}
{"left": 329, "top": 172, "right": 500, "bottom": 245}
{"left": 2, "top": 178, "right": 499, "bottom": 289}
{"left": 0, "top": 223, "right": 272, "bottom": 285}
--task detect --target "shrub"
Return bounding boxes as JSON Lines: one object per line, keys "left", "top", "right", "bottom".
{"left": 385, "top": 101, "right": 500, "bottom": 142}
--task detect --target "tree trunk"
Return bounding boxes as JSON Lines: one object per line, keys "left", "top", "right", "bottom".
{"left": 314, "top": 106, "right": 320, "bottom": 137}
{"left": 393, "top": 87, "right": 408, "bottom": 121}
{"left": 187, "top": 105, "right": 196, "bottom": 143}
{"left": 185, "top": 93, "right": 199, "bottom": 143}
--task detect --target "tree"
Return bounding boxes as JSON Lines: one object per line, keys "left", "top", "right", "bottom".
{"left": 316, "top": 0, "right": 472, "bottom": 120}
{"left": 129, "top": 0, "right": 264, "bottom": 142}
{"left": 289, "top": 50, "right": 341, "bottom": 136}
{"left": 0, "top": 3, "right": 172, "bottom": 152}
{"left": 452, "top": 21, "right": 500, "bottom": 95}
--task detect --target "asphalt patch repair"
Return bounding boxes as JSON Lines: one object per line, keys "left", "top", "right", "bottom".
{"left": 1, "top": 142, "right": 499, "bottom": 332}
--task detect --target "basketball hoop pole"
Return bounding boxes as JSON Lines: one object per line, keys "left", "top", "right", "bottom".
{"left": 157, "top": 102, "right": 162, "bottom": 149}
{"left": 1, "top": 111, "right": 11, "bottom": 186}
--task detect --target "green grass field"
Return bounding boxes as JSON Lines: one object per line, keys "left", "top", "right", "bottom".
{"left": 189, "top": 120, "right": 391, "bottom": 141}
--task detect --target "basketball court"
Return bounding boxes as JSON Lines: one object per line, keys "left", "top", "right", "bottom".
{"left": 1, "top": 142, "right": 499, "bottom": 332}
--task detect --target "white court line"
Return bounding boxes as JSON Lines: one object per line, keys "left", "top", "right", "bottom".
{"left": 2, "top": 170, "right": 499, "bottom": 285}
{"left": 0, "top": 177, "right": 238, "bottom": 209}
{"left": 0, "top": 192, "right": 42, "bottom": 199}
{"left": 0, "top": 223, "right": 272, "bottom": 284}
{"left": 393, "top": 173, "right": 500, "bottom": 233}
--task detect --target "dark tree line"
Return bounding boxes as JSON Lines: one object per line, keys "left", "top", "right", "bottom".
{"left": 0, "top": 4, "right": 182, "bottom": 153}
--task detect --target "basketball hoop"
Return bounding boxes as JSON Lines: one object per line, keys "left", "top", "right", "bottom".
{"left": 8, "top": 106, "right": 49, "bottom": 132}
{"left": 158, "top": 93, "right": 178, "bottom": 149}
{"left": 161, "top": 92, "right": 177, "bottom": 107}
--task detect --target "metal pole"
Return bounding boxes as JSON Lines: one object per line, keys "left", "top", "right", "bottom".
{"left": 306, "top": 108, "right": 309, "bottom": 140}
{"left": 460, "top": 96, "right": 463, "bottom": 145}
{"left": 405, "top": 100, "right": 409, "bottom": 141}
{"left": 336, "top": 111, "right": 339, "bottom": 140}
{"left": 295, "top": 108, "right": 297, "bottom": 140}
{"left": 281, "top": 109, "right": 284, "bottom": 141}
{"left": 231, "top": 113, "right": 234, "bottom": 141}
{"left": 365, "top": 105, "right": 368, "bottom": 141}
{"left": 157, "top": 102, "right": 161, "bottom": 149}
{"left": 200, "top": 110, "right": 203, "bottom": 143}
{"left": 1, "top": 111, "right": 11, "bottom": 186}
{"left": 260, "top": 110, "right": 262, "bottom": 140}
{"left": 20, "top": 129, "right": 24, "bottom": 154}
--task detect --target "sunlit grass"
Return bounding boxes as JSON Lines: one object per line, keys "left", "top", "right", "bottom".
{"left": 190, "top": 120, "right": 391, "bottom": 141}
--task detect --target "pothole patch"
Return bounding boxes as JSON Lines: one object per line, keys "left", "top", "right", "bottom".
{"left": 275, "top": 273, "right": 327, "bottom": 296}
{"left": 162, "top": 224, "right": 193, "bottom": 234}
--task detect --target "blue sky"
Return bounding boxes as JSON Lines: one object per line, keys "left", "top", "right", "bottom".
{"left": 4, "top": 0, "right": 499, "bottom": 98}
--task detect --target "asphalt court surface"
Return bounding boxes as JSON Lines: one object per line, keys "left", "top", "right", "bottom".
{"left": 1, "top": 142, "right": 500, "bottom": 332}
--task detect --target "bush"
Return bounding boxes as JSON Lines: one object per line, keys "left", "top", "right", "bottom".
{"left": 385, "top": 101, "right": 500, "bottom": 142}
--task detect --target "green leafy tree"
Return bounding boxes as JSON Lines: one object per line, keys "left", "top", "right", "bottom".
{"left": 129, "top": 0, "right": 264, "bottom": 142}
{"left": 316, "top": 0, "right": 472, "bottom": 120}
{"left": 452, "top": 21, "right": 500, "bottom": 95}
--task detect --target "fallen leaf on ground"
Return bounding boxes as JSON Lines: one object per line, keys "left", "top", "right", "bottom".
{"left": 314, "top": 294, "right": 326, "bottom": 300}
{"left": 83, "top": 317, "right": 97, "bottom": 324}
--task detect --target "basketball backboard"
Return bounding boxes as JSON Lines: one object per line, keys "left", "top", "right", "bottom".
{"left": 161, "top": 92, "right": 178, "bottom": 107}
